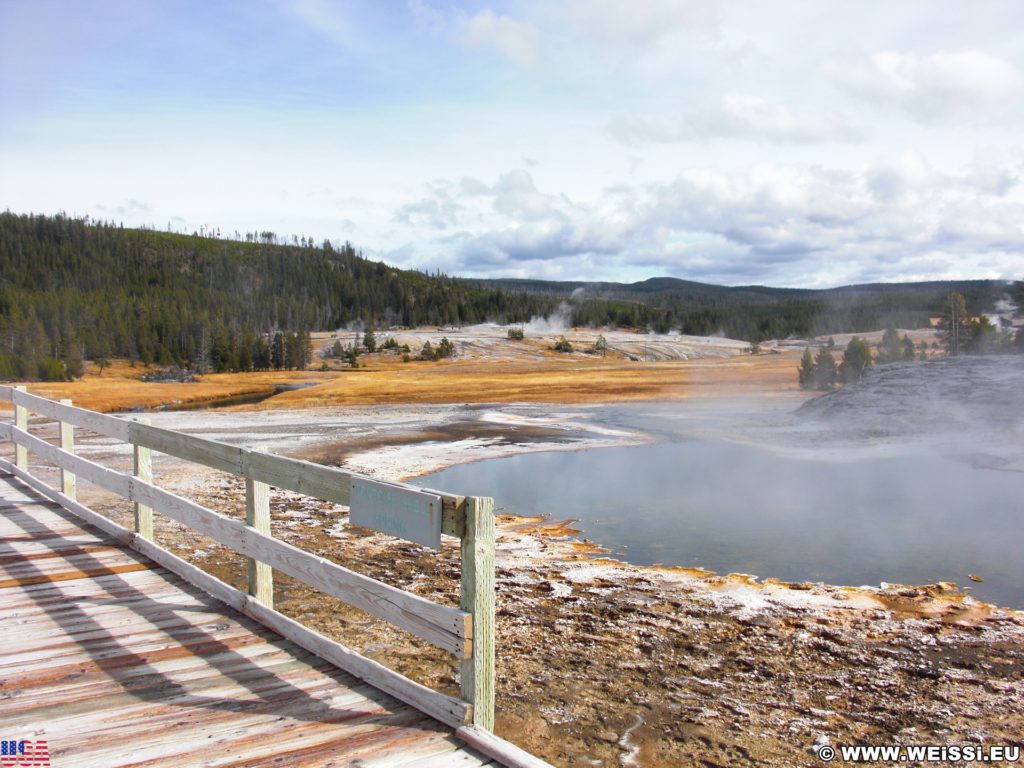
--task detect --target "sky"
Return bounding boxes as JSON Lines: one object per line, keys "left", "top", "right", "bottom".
{"left": 2, "top": 0, "right": 1024, "bottom": 288}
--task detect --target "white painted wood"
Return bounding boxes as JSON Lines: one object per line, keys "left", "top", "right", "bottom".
{"left": 3, "top": 387, "right": 466, "bottom": 538}
{"left": 9, "top": 387, "right": 130, "bottom": 441}
{"left": 382, "top": 742, "right": 498, "bottom": 768}
{"left": 455, "top": 726, "right": 555, "bottom": 768}
{"left": 245, "top": 447, "right": 273, "bottom": 608}
{"left": 133, "top": 417, "right": 154, "bottom": 541}
{"left": 128, "top": 419, "right": 473, "bottom": 533}
{"left": 127, "top": 480, "right": 470, "bottom": 654}
{"left": 5, "top": 426, "right": 470, "bottom": 655}
{"left": 130, "top": 421, "right": 244, "bottom": 474}
{"left": 0, "top": 459, "right": 473, "bottom": 731}
{"left": 242, "top": 449, "right": 353, "bottom": 505}
{"left": 460, "top": 496, "right": 496, "bottom": 730}
{"left": 128, "top": 422, "right": 353, "bottom": 505}
{"left": 351, "top": 477, "right": 443, "bottom": 549}
{"left": 14, "top": 386, "right": 27, "bottom": 471}
{"left": 9, "top": 426, "right": 131, "bottom": 498}
{"left": 58, "top": 399, "right": 76, "bottom": 501}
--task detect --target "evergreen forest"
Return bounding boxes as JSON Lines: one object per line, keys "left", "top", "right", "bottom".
{"left": 1, "top": 212, "right": 1018, "bottom": 380}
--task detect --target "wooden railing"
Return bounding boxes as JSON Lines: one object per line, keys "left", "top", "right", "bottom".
{"left": 0, "top": 385, "right": 496, "bottom": 733}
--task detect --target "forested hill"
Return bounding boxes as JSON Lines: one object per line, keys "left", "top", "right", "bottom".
{"left": 472, "top": 277, "right": 1013, "bottom": 338}
{"left": 0, "top": 212, "right": 552, "bottom": 378}
{"left": 1, "top": 212, "right": 1016, "bottom": 381}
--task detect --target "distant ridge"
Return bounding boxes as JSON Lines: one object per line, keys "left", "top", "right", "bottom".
{"left": 473, "top": 275, "right": 1002, "bottom": 302}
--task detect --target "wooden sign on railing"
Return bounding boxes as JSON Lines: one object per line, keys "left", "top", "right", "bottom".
{"left": 350, "top": 477, "right": 443, "bottom": 549}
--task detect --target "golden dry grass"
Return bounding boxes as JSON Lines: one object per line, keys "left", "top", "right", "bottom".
{"left": 1, "top": 360, "right": 337, "bottom": 413}
{"left": 263, "top": 350, "right": 809, "bottom": 408}
{"left": 2, "top": 349, "right": 810, "bottom": 413}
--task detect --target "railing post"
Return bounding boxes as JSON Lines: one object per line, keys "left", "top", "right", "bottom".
{"left": 59, "top": 399, "right": 76, "bottom": 500}
{"left": 460, "top": 495, "right": 496, "bottom": 730}
{"left": 133, "top": 417, "right": 154, "bottom": 540}
{"left": 14, "top": 386, "right": 28, "bottom": 472}
{"left": 245, "top": 448, "right": 273, "bottom": 608}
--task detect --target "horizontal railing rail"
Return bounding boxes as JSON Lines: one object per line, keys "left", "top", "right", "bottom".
{"left": 3, "top": 386, "right": 470, "bottom": 534}
{"left": 0, "top": 384, "right": 496, "bottom": 732}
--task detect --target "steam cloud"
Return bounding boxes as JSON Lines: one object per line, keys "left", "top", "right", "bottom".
{"left": 524, "top": 301, "right": 574, "bottom": 333}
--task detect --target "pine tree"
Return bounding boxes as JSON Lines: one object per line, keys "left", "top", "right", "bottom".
{"left": 813, "top": 348, "right": 837, "bottom": 389}
{"left": 798, "top": 347, "right": 816, "bottom": 389}
{"left": 877, "top": 327, "right": 902, "bottom": 364}
{"left": 299, "top": 330, "right": 313, "bottom": 370}
{"left": 840, "top": 337, "right": 873, "bottom": 384}
{"left": 902, "top": 336, "right": 916, "bottom": 360}
{"left": 938, "top": 291, "right": 969, "bottom": 357}
{"left": 271, "top": 332, "right": 285, "bottom": 370}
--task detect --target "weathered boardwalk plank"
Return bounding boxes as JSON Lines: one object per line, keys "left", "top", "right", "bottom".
{"left": 0, "top": 474, "right": 503, "bottom": 768}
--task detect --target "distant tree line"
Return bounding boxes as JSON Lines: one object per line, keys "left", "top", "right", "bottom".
{"left": 481, "top": 277, "right": 1016, "bottom": 343}
{"left": 798, "top": 290, "right": 1024, "bottom": 390}
{"left": 2, "top": 213, "right": 1020, "bottom": 382}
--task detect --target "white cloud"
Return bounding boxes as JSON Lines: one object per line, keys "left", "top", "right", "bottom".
{"left": 824, "top": 49, "right": 1024, "bottom": 119}
{"left": 610, "top": 93, "right": 861, "bottom": 145}
{"left": 692, "top": 93, "right": 862, "bottom": 143}
{"left": 391, "top": 158, "right": 1024, "bottom": 286}
{"left": 394, "top": 194, "right": 461, "bottom": 229}
{"left": 490, "top": 169, "right": 566, "bottom": 221}
{"left": 865, "top": 152, "right": 939, "bottom": 202}
{"left": 564, "top": 0, "right": 719, "bottom": 46}
{"left": 456, "top": 9, "right": 540, "bottom": 68}
{"left": 960, "top": 152, "right": 1020, "bottom": 197}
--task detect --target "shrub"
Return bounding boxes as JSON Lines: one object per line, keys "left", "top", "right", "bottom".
{"left": 840, "top": 337, "right": 872, "bottom": 383}
{"left": 436, "top": 337, "right": 455, "bottom": 359}
{"left": 38, "top": 357, "right": 68, "bottom": 382}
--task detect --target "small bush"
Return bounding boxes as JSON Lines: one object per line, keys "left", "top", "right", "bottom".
{"left": 553, "top": 337, "right": 573, "bottom": 353}
{"left": 38, "top": 357, "right": 68, "bottom": 382}
{"left": 436, "top": 337, "right": 455, "bottom": 359}
{"left": 507, "top": 327, "right": 524, "bottom": 340}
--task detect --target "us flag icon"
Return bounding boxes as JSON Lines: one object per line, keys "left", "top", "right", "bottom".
{"left": 0, "top": 740, "right": 50, "bottom": 767}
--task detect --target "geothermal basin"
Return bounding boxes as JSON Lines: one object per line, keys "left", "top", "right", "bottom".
{"left": 416, "top": 401, "right": 1024, "bottom": 608}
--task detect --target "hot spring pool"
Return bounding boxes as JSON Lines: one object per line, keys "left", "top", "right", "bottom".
{"left": 415, "top": 435, "right": 1024, "bottom": 608}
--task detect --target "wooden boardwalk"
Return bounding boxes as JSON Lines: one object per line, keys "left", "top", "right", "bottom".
{"left": 0, "top": 474, "right": 507, "bottom": 767}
